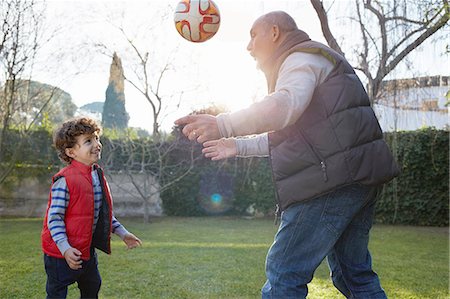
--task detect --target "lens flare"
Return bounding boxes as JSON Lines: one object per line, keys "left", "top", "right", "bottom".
{"left": 211, "top": 193, "right": 222, "bottom": 204}
{"left": 198, "top": 171, "right": 233, "bottom": 215}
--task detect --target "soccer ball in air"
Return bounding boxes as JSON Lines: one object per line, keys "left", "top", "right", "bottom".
{"left": 174, "top": 0, "right": 221, "bottom": 43}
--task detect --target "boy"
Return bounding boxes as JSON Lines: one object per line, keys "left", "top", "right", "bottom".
{"left": 41, "top": 117, "right": 142, "bottom": 299}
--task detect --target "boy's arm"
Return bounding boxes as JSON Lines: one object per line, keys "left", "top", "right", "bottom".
{"left": 111, "top": 215, "right": 129, "bottom": 239}
{"left": 112, "top": 214, "right": 142, "bottom": 249}
{"left": 47, "top": 178, "right": 71, "bottom": 255}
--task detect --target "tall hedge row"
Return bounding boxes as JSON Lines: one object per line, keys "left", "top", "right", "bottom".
{"left": 1, "top": 128, "right": 448, "bottom": 226}
{"left": 377, "top": 128, "right": 448, "bottom": 226}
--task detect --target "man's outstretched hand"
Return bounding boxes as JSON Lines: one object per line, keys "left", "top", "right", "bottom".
{"left": 202, "top": 138, "right": 237, "bottom": 161}
{"left": 174, "top": 114, "right": 221, "bottom": 143}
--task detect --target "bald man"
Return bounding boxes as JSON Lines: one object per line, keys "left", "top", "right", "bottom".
{"left": 176, "top": 11, "right": 398, "bottom": 299}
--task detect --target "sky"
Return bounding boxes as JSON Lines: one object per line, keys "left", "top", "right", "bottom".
{"left": 33, "top": 0, "right": 449, "bottom": 133}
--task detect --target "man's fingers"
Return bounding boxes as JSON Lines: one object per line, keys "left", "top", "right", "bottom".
{"left": 197, "top": 135, "right": 207, "bottom": 144}
{"left": 188, "top": 130, "right": 199, "bottom": 141}
{"left": 176, "top": 114, "right": 219, "bottom": 143}
{"left": 203, "top": 140, "right": 218, "bottom": 147}
{"left": 174, "top": 115, "right": 189, "bottom": 125}
{"left": 175, "top": 115, "right": 196, "bottom": 126}
{"left": 204, "top": 151, "right": 218, "bottom": 159}
{"left": 182, "top": 124, "right": 201, "bottom": 140}
{"left": 182, "top": 124, "right": 193, "bottom": 136}
{"left": 202, "top": 147, "right": 213, "bottom": 154}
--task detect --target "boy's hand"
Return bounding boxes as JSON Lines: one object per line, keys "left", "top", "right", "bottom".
{"left": 123, "top": 232, "right": 142, "bottom": 249}
{"left": 202, "top": 138, "right": 237, "bottom": 160}
{"left": 64, "top": 247, "right": 82, "bottom": 270}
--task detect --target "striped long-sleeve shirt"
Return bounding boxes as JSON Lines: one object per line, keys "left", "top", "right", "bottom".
{"left": 47, "top": 168, "right": 128, "bottom": 255}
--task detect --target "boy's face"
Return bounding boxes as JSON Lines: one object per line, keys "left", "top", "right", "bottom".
{"left": 65, "top": 132, "right": 102, "bottom": 166}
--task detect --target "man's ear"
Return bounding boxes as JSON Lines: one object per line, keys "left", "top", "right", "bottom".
{"left": 65, "top": 147, "right": 76, "bottom": 159}
{"left": 271, "top": 25, "right": 280, "bottom": 42}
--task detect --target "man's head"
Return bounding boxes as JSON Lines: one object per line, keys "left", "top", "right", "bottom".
{"left": 53, "top": 117, "right": 102, "bottom": 165}
{"left": 247, "top": 11, "right": 298, "bottom": 67}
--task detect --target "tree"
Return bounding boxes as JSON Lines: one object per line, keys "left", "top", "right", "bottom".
{"left": 0, "top": 80, "right": 77, "bottom": 125}
{"left": 102, "top": 52, "right": 129, "bottom": 130}
{"left": 101, "top": 133, "right": 197, "bottom": 223}
{"left": 101, "top": 105, "right": 226, "bottom": 222}
{"left": 310, "top": 0, "right": 449, "bottom": 101}
{"left": 117, "top": 27, "right": 173, "bottom": 139}
{"left": 0, "top": 0, "right": 59, "bottom": 184}
{"left": 95, "top": 3, "right": 196, "bottom": 139}
{"left": 90, "top": 4, "right": 200, "bottom": 221}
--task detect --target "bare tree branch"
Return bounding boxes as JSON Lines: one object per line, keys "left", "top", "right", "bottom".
{"left": 311, "top": 0, "right": 449, "bottom": 101}
{"left": 102, "top": 134, "right": 198, "bottom": 222}
{"left": 309, "top": 0, "right": 345, "bottom": 57}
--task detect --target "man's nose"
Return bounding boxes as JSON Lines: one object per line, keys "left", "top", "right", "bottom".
{"left": 246, "top": 40, "right": 252, "bottom": 52}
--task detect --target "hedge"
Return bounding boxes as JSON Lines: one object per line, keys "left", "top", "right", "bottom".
{"left": 0, "top": 127, "right": 448, "bottom": 226}
{"left": 161, "top": 128, "right": 449, "bottom": 226}
{"left": 377, "top": 128, "right": 448, "bottom": 226}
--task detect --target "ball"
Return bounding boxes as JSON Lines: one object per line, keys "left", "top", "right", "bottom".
{"left": 174, "top": 0, "right": 221, "bottom": 43}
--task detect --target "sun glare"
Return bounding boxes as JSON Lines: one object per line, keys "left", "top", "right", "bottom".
{"left": 40, "top": 1, "right": 327, "bottom": 133}
{"left": 203, "top": 43, "right": 266, "bottom": 113}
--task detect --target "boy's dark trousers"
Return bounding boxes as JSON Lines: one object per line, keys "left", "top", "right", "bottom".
{"left": 44, "top": 248, "right": 101, "bottom": 299}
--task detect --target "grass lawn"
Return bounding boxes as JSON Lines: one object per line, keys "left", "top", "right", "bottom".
{"left": 0, "top": 217, "right": 448, "bottom": 298}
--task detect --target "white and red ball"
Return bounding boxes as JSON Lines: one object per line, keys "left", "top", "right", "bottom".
{"left": 174, "top": 0, "right": 221, "bottom": 43}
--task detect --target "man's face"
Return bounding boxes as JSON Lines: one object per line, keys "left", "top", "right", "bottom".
{"left": 247, "top": 18, "right": 276, "bottom": 68}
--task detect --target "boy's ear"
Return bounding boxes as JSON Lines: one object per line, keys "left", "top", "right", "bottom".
{"left": 65, "top": 147, "right": 76, "bottom": 159}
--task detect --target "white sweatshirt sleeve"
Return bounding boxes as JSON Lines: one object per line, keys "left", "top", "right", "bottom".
{"left": 217, "top": 52, "right": 334, "bottom": 138}
{"left": 235, "top": 133, "right": 270, "bottom": 157}
{"left": 220, "top": 52, "right": 334, "bottom": 157}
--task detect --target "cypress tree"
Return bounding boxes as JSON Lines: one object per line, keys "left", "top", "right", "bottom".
{"left": 102, "top": 52, "right": 129, "bottom": 130}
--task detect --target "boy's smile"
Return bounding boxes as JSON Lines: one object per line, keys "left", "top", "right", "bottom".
{"left": 65, "top": 132, "right": 102, "bottom": 166}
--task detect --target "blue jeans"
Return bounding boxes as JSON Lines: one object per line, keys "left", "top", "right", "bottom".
{"left": 44, "top": 249, "right": 101, "bottom": 299}
{"left": 262, "top": 183, "right": 387, "bottom": 299}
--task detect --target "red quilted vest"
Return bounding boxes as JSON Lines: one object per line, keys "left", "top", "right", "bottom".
{"left": 41, "top": 160, "right": 113, "bottom": 260}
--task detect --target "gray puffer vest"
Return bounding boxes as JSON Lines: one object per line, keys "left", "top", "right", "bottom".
{"left": 268, "top": 41, "right": 400, "bottom": 211}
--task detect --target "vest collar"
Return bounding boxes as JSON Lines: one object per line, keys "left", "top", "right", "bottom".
{"left": 70, "top": 159, "right": 95, "bottom": 175}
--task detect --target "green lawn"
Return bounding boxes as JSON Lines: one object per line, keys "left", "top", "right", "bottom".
{"left": 0, "top": 217, "right": 448, "bottom": 298}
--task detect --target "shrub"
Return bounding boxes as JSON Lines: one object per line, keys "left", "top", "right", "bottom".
{"left": 377, "top": 128, "right": 448, "bottom": 226}
{"left": 1, "top": 127, "right": 448, "bottom": 226}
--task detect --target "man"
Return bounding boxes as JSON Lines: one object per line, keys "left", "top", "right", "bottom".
{"left": 175, "top": 11, "right": 399, "bottom": 299}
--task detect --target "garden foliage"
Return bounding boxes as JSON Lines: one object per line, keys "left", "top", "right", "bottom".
{"left": 1, "top": 127, "right": 448, "bottom": 226}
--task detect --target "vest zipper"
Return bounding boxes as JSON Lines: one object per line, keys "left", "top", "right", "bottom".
{"left": 274, "top": 204, "right": 280, "bottom": 225}
{"left": 267, "top": 137, "right": 282, "bottom": 226}
{"left": 299, "top": 131, "right": 328, "bottom": 182}
{"left": 320, "top": 161, "right": 328, "bottom": 182}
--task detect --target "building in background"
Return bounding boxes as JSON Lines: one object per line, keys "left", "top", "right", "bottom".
{"left": 374, "top": 75, "right": 449, "bottom": 131}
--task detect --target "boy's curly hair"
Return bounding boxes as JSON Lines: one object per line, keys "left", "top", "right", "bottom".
{"left": 53, "top": 117, "right": 102, "bottom": 163}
